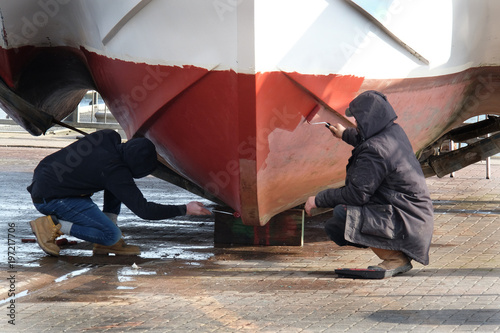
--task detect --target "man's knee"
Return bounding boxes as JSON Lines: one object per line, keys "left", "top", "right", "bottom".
{"left": 324, "top": 205, "right": 349, "bottom": 246}
{"left": 101, "top": 226, "right": 122, "bottom": 246}
{"left": 325, "top": 205, "right": 346, "bottom": 230}
{"left": 324, "top": 217, "right": 345, "bottom": 239}
{"left": 333, "top": 204, "right": 347, "bottom": 220}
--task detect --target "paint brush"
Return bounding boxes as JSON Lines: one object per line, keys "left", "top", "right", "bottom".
{"left": 211, "top": 209, "right": 241, "bottom": 218}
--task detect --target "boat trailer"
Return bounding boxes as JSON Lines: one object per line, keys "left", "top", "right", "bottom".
{"left": 419, "top": 115, "right": 500, "bottom": 178}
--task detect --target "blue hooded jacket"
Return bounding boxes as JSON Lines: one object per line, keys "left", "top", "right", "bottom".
{"left": 27, "top": 129, "right": 186, "bottom": 219}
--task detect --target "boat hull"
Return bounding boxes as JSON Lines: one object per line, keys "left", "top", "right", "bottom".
{"left": 1, "top": 0, "right": 500, "bottom": 225}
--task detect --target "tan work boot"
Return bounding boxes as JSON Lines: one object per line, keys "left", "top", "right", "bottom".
{"left": 368, "top": 247, "right": 412, "bottom": 277}
{"left": 30, "top": 216, "right": 64, "bottom": 256}
{"left": 93, "top": 239, "right": 140, "bottom": 256}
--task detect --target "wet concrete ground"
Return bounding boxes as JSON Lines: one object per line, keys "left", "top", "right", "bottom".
{"left": 0, "top": 132, "right": 499, "bottom": 332}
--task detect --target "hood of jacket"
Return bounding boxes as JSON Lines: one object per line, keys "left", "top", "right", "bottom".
{"left": 121, "top": 137, "right": 158, "bottom": 178}
{"left": 347, "top": 90, "right": 398, "bottom": 140}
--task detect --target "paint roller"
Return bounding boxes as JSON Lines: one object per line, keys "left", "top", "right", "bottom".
{"left": 305, "top": 104, "right": 331, "bottom": 129}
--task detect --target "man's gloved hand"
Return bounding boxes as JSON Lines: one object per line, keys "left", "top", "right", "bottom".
{"left": 186, "top": 202, "right": 212, "bottom": 216}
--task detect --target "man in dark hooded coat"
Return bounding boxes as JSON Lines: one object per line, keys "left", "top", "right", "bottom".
{"left": 28, "top": 129, "right": 210, "bottom": 256}
{"left": 305, "top": 90, "right": 434, "bottom": 278}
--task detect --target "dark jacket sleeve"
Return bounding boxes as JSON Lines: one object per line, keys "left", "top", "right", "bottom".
{"left": 315, "top": 144, "right": 388, "bottom": 208}
{"left": 105, "top": 168, "right": 187, "bottom": 220}
{"left": 342, "top": 127, "right": 362, "bottom": 147}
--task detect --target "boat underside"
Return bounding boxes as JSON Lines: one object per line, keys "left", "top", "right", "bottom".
{"left": 1, "top": 0, "right": 500, "bottom": 225}
{"left": 1, "top": 45, "right": 500, "bottom": 225}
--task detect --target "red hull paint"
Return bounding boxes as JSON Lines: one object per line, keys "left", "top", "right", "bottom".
{"left": 3, "top": 46, "right": 500, "bottom": 225}
{"left": 83, "top": 49, "right": 368, "bottom": 224}
{"left": 86, "top": 55, "right": 500, "bottom": 225}
{"left": 84, "top": 50, "right": 256, "bottom": 218}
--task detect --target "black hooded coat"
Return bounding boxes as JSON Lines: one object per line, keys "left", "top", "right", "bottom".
{"left": 314, "top": 91, "right": 434, "bottom": 265}
{"left": 27, "top": 129, "right": 186, "bottom": 220}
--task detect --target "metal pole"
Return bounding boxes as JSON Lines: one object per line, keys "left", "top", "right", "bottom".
{"left": 449, "top": 139, "right": 455, "bottom": 178}
{"left": 486, "top": 133, "right": 491, "bottom": 179}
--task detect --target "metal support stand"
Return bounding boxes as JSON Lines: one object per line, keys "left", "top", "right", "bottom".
{"left": 214, "top": 208, "right": 304, "bottom": 246}
{"left": 486, "top": 133, "right": 491, "bottom": 179}
{"left": 450, "top": 139, "right": 455, "bottom": 178}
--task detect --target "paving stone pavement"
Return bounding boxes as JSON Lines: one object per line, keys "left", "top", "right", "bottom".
{"left": 0, "top": 142, "right": 499, "bottom": 332}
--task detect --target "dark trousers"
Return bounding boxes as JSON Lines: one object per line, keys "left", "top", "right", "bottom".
{"left": 325, "top": 205, "right": 367, "bottom": 248}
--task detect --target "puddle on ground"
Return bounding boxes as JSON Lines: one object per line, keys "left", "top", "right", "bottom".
{"left": 139, "top": 245, "right": 214, "bottom": 260}
{"left": 1, "top": 170, "right": 331, "bottom": 289}
{"left": 117, "top": 275, "right": 135, "bottom": 282}
{"left": 116, "top": 266, "right": 157, "bottom": 284}
{"left": 0, "top": 290, "right": 29, "bottom": 305}
{"left": 54, "top": 267, "right": 93, "bottom": 283}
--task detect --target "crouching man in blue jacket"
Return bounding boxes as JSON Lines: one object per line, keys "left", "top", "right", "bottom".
{"left": 27, "top": 129, "right": 210, "bottom": 256}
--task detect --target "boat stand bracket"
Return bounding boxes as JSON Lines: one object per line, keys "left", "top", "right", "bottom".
{"left": 214, "top": 208, "right": 305, "bottom": 246}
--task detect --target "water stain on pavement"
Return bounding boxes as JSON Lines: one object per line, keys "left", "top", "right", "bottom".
{"left": 1, "top": 146, "right": 348, "bottom": 304}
